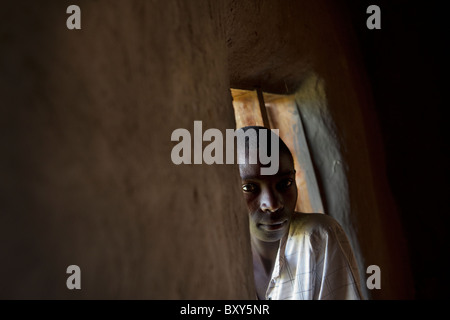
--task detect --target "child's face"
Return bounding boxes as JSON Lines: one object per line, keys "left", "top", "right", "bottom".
{"left": 239, "top": 150, "right": 297, "bottom": 243}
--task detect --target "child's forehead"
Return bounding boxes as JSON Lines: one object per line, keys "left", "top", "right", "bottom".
{"left": 239, "top": 152, "right": 294, "bottom": 179}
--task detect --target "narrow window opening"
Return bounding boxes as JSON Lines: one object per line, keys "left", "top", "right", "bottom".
{"left": 230, "top": 88, "right": 324, "bottom": 214}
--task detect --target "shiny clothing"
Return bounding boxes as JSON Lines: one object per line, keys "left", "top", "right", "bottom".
{"left": 265, "top": 213, "right": 363, "bottom": 300}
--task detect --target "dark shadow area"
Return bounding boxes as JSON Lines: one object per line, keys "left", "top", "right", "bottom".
{"left": 345, "top": 0, "right": 449, "bottom": 299}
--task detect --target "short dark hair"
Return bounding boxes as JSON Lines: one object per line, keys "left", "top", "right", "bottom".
{"left": 237, "top": 126, "right": 294, "bottom": 165}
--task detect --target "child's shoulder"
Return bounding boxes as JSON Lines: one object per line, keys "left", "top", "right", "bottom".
{"left": 289, "top": 212, "right": 344, "bottom": 236}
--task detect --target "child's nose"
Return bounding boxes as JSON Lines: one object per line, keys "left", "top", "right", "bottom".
{"left": 260, "top": 188, "right": 283, "bottom": 213}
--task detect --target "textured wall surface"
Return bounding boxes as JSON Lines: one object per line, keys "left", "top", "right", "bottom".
{"left": 0, "top": 0, "right": 254, "bottom": 299}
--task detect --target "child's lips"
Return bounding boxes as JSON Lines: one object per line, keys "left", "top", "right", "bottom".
{"left": 259, "top": 220, "right": 287, "bottom": 231}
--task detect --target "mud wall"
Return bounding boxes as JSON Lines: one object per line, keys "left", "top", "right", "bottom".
{"left": 0, "top": 0, "right": 254, "bottom": 299}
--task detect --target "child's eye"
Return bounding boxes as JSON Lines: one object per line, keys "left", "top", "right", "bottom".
{"left": 242, "top": 184, "right": 257, "bottom": 193}
{"left": 279, "top": 179, "right": 293, "bottom": 189}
